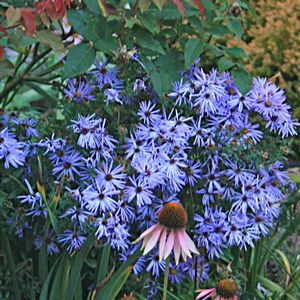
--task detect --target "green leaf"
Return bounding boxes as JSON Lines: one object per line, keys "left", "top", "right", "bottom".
{"left": 200, "top": 0, "right": 216, "bottom": 10}
{"left": 208, "top": 24, "right": 230, "bottom": 36}
{"left": 97, "top": 244, "right": 111, "bottom": 284}
{"left": 232, "top": 68, "right": 252, "bottom": 95}
{"left": 64, "top": 233, "right": 95, "bottom": 300}
{"left": 289, "top": 173, "right": 300, "bottom": 183}
{"left": 217, "top": 56, "right": 235, "bottom": 72}
{"left": 226, "top": 47, "right": 246, "bottom": 58}
{"left": 67, "top": 10, "right": 102, "bottom": 41}
{"left": 184, "top": 39, "right": 204, "bottom": 68}
{"left": 2, "top": 232, "right": 21, "bottom": 300}
{"left": 83, "top": 0, "right": 100, "bottom": 14}
{"left": 0, "top": 60, "right": 14, "bottom": 79}
{"left": 135, "top": 29, "right": 165, "bottom": 54}
{"left": 96, "top": 248, "right": 141, "bottom": 299}
{"left": 125, "top": 17, "right": 141, "bottom": 28}
{"left": 139, "top": 12, "right": 160, "bottom": 34}
{"left": 48, "top": 254, "right": 68, "bottom": 300}
{"left": 63, "top": 44, "right": 95, "bottom": 78}
{"left": 152, "top": 0, "right": 167, "bottom": 10}
{"left": 228, "top": 19, "right": 243, "bottom": 40}
{"left": 39, "top": 256, "right": 61, "bottom": 300}
{"left": 36, "top": 30, "right": 64, "bottom": 52}
{"left": 94, "top": 36, "right": 119, "bottom": 53}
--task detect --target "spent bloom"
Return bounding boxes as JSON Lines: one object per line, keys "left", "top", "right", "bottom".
{"left": 196, "top": 279, "right": 238, "bottom": 300}
{"left": 133, "top": 202, "right": 199, "bottom": 265}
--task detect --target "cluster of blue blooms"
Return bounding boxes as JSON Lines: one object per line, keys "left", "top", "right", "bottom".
{"left": 2, "top": 57, "right": 298, "bottom": 295}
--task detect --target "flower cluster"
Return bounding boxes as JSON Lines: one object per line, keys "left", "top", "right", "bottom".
{"left": 4, "top": 57, "right": 297, "bottom": 297}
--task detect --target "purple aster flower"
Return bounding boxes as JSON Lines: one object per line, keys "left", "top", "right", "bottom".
{"left": 64, "top": 79, "right": 95, "bottom": 103}
{"left": 82, "top": 184, "right": 119, "bottom": 214}
{"left": 146, "top": 253, "right": 166, "bottom": 278}
{"left": 18, "top": 179, "right": 42, "bottom": 209}
{"left": 104, "top": 88, "right": 123, "bottom": 105}
{"left": 168, "top": 261, "right": 186, "bottom": 284}
{"left": 185, "top": 256, "right": 209, "bottom": 283}
{"left": 168, "top": 78, "right": 192, "bottom": 106}
{"left": 133, "top": 78, "right": 147, "bottom": 92}
{"left": 0, "top": 128, "right": 25, "bottom": 169}
{"left": 91, "top": 59, "right": 122, "bottom": 90}
{"left": 34, "top": 230, "right": 60, "bottom": 255}
{"left": 52, "top": 150, "right": 84, "bottom": 181}
{"left": 71, "top": 114, "right": 103, "bottom": 149}
{"left": 137, "top": 101, "right": 161, "bottom": 125}
{"left": 125, "top": 176, "right": 154, "bottom": 207}
{"left": 39, "top": 134, "right": 66, "bottom": 154}
{"left": 116, "top": 200, "right": 136, "bottom": 223}
{"left": 12, "top": 117, "right": 39, "bottom": 138}
{"left": 95, "top": 161, "right": 126, "bottom": 190}
{"left": 58, "top": 230, "right": 86, "bottom": 253}
{"left": 60, "top": 206, "right": 93, "bottom": 228}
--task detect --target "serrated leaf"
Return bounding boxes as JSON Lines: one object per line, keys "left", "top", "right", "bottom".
{"left": 36, "top": 30, "right": 64, "bottom": 52}
{"left": 232, "top": 68, "right": 252, "bottom": 95}
{"left": 63, "top": 44, "right": 95, "bottom": 78}
{"left": 217, "top": 56, "right": 235, "bottom": 72}
{"left": 228, "top": 19, "right": 243, "bottom": 40}
{"left": 184, "top": 39, "right": 204, "bottom": 68}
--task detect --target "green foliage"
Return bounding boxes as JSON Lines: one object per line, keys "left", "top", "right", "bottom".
{"left": 63, "top": 44, "right": 96, "bottom": 79}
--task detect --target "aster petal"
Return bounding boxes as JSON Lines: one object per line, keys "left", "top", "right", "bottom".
{"left": 177, "top": 229, "right": 192, "bottom": 258}
{"left": 159, "top": 227, "right": 167, "bottom": 262}
{"left": 143, "top": 225, "right": 162, "bottom": 255}
{"left": 163, "top": 230, "right": 175, "bottom": 260}
{"left": 132, "top": 224, "right": 159, "bottom": 244}
{"left": 183, "top": 230, "right": 199, "bottom": 254}
{"left": 173, "top": 232, "right": 181, "bottom": 265}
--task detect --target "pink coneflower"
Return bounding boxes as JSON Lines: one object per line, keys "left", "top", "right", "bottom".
{"left": 196, "top": 279, "right": 238, "bottom": 300}
{"left": 133, "top": 202, "right": 199, "bottom": 265}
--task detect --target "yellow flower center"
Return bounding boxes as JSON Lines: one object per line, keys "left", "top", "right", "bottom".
{"left": 75, "top": 91, "right": 81, "bottom": 97}
{"left": 216, "top": 279, "right": 237, "bottom": 298}
{"left": 158, "top": 202, "right": 187, "bottom": 230}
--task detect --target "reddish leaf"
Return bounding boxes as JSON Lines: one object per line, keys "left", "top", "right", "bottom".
{"left": 65, "top": 0, "right": 71, "bottom": 9}
{"left": 35, "top": 0, "right": 66, "bottom": 21}
{"left": 21, "top": 8, "right": 36, "bottom": 36}
{"left": 193, "top": 0, "right": 205, "bottom": 17}
{"left": 0, "top": 47, "right": 3, "bottom": 61}
{"left": 172, "top": 0, "right": 186, "bottom": 16}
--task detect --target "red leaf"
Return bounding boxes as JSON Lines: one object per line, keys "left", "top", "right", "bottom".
{"left": 21, "top": 8, "right": 36, "bottom": 36}
{"left": 0, "top": 47, "right": 3, "bottom": 61}
{"left": 65, "top": 0, "right": 71, "bottom": 9}
{"left": 36, "top": 0, "right": 66, "bottom": 21}
{"left": 193, "top": 0, "right": 205, "bottom": 17}
{"left": 172, "top": 0, "right": 186, "bottom": 16}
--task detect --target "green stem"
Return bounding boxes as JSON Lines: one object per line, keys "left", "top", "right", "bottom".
{"left": 162, "top": 256, "right": 170, "bottom": 300}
